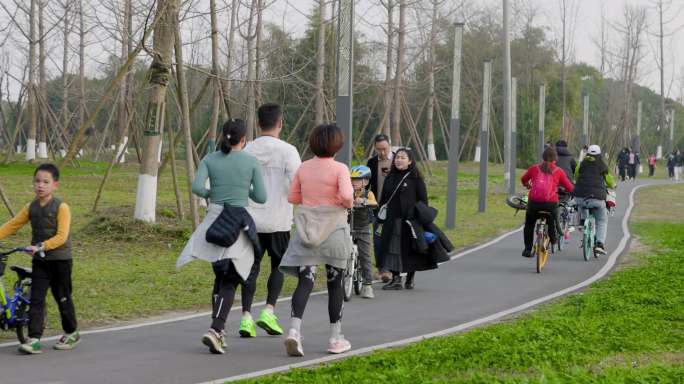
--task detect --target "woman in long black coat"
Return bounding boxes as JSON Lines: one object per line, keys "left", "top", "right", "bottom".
{"left": 377, "top": 148, "right": 437, "bottom": 290}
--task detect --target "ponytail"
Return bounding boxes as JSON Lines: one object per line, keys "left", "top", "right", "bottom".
{"left": 540, "top": 146, "right": 558, "bottom": 174}
{"left": 219, "top": 119, "right": 247, "bottom": 154}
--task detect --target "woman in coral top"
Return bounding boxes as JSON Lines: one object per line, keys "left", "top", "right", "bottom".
{"left": 279, "top": 124, "right": 354, "bottom": 357}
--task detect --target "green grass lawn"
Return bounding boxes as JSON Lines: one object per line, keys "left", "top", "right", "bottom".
{"left": 236, "top": 183, "right": 684, "bottom": 383}
{"left": 0, "top": 159, "right": 523, "bottom": 334}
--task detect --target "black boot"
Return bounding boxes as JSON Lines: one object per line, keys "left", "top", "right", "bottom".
{"left": 382, "top": 275, "right": 403, "bottom": 290}
{"left": 404, "top": 272, "right": 415, "bottom": 290}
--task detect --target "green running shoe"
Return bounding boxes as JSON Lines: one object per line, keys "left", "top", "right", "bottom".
{"left": 239, "top": 316, "right": 256, "bottom": 338}
{"left": 54, "top": 331, "right": 81, "bottom": 350}
{"left": 256, "top": 309, "right": 283, "bottom": 336}
{"left": 18, "top": 338, "right": 42, "bottom": 354}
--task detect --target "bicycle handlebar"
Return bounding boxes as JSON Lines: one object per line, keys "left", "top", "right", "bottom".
{"left": 0, "top": 247, "right": 45, "bottom": 258}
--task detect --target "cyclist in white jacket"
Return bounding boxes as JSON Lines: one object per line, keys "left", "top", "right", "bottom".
{"left": 240, "top": 103, "right": 302, "bottom": 338}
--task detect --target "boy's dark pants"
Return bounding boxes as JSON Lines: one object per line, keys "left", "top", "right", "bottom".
{"left": 29, "top": 259, "right": 78, "bottom": 339}
{"left": 352, "top": 228, "right": 373, "bottom": 283}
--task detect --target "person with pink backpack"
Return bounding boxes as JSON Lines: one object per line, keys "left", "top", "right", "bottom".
{"left": 520, "top": 147, "right": 575, "bottom": 258}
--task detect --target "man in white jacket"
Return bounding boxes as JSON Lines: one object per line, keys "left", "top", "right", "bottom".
{"left": 239, "top": 103, "right": 301, "bottom": 338}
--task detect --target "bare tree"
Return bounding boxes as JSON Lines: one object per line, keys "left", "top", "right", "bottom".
{"left": 554, "top": 0, "right": 579, "bottom": 140}
{"left": 241, "top": 0, "right": 259, "bottom": 140}
{"left": 133, "top": 0, "right": 179, "bottom": 223}
{"left": 207, "top": 0, "right": 221, "bottom": 152}
{"left": 379, "top": 0, "right": 394, "bottom": 139}
{"left": 314, "top": 0, "right": 326, "bottom": 126}
{"left": 116, "top": 0, "right": 133, "bottom": 163}
{"left": 27, "top": 0, "right": 38, "bottom": 161}
{"left": 37, "top": 0, "right": 48, "bottom": 159}
{"left": 391, "top": 0, "right": 406, "bottom": 147}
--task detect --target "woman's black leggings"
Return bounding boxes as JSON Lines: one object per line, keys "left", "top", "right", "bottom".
{"left": 210, "top": 260, "right": 243, "bottom": 332}
{"left": 291, "top": 265, "right": 344, "bottom": 323}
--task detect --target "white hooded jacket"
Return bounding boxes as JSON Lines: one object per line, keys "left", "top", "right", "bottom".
{"left": 245, "top": 135, "right": 301, "bottom": 233}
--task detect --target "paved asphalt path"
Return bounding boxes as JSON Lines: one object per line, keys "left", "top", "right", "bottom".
{"left": 0, "top": 180, "right": 662, "bottom": 384}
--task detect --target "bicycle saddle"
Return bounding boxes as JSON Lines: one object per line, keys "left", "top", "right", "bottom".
{"left": 10, "top": 266, "right": 32, "bottom": 279}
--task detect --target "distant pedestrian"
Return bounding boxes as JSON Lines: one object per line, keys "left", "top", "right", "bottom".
{"left": 675, "top": 150, "right": 684, "bottom": 182}
{"left": 617, "top": 148, "right": 629, "bottom": 182}
{"left": 667, "top": 152, "right": 676, "bottom": 179}
{"left": 627, "top": 148, "right": 639, "bottom": 181}
{"left": 648, "top": 154, "right": 657, "bottom": 177}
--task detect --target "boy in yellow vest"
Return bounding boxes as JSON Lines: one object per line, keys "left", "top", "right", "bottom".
{"left": 0, "top": 163, "right": 80, "bottom": 354}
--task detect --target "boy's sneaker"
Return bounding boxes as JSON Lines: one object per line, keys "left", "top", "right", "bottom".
{"left": 284, "top": 329, "right": 304, "bottom": 357}
{"left": 54, "top": 331, "right": 81, "bottom": 350}
{"left": 201, "top": 329, "right": 226, "bottom": 354}
{"left": 361, "top": 284, "right": 374, "bottom": 299}
{"left": 327, "top": 335, "right": 351, "bottom": 354}
{"left": 256, "top": 310, "right": 283, "bottom": 336}
{"left": 594, "top": 242, "right": 607, "bottom": 255}
{"left": 239, "top": 316, "right": 256, "bottom": 338}
{"left": 18, "top": 338, "right": 42, "bottom": 354}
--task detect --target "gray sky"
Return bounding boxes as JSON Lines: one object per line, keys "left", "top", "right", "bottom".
{"left": 269, "top": 0, "right": 684, "bottom": 98}
{"left": 1, "top": 0, "right": 683, "bottom": 100}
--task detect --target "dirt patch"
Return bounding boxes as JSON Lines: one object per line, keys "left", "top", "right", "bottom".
{"left": 593, "top": 352, "right": 684, "bottom": 372}
{"left": 617, "top": 236, "right": 648, "bottom": 270}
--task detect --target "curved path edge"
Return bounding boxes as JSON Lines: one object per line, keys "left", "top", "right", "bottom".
{"left": 203, "top": 182, "right": 649, "bottom": 384}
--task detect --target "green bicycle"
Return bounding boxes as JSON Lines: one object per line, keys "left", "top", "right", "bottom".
{"left": 578, "top": 200, "right": 598, "bottom": 261}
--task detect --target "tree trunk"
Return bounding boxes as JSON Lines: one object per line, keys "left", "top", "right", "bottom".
{"left": 244, "top": 0, "right": 258, "bottom": 140}
{"left": 207, "top": 0, "right": 221, "bottom": 154}
{"left": 222, "top": 0, "right": 238, "bottom": 120}
{"left": 133, "top": 0, "right": 179, "bottom": 223}
{"left": 174, "top": 15, "right": 200, "bottom": 228}
{"left": 37, "top": 0, "right": 48, "bottom": 159}
{"left": 26, "top": 0, "right": 37, "bottom": 161}
{"left": 0, "top": 179, "right": 15, "bottom": 217}
{"left": 658, "top": 0, "right": 666, "bottom": 157}
{"left": 116, "top": 0, "right": 132, "bottom": 163}
{"left": 255, "top": 0, "right": 263, "bottom": 108}
{"left": 61, "top": 1, "right": 70, "bottom": 156}
{"left": 426, "top": 0, "right": 437, "bottom": 161}
{"left": 391, "top": 0, "right": 405, "bottom": 148}
{"left": 381, "top": 0, "right": 393, "bottom": 139}
{"left": 314, "top": 0, "right": 326, "bottom": 126}
{"left": 78, "top": 0, "right": 86, "bottom": 139}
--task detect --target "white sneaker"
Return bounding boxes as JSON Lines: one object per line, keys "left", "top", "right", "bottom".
{"left": 284, "top": 329, "right": 304, "bottom": 357}
{"left": 201, "top": 329, "right": 225, "bottom": 354}
{"left": 361, "top": 284, "right": 375, "bottom": 299}
{"left": 327, "top": 335, "right": 351, "bottom": 354}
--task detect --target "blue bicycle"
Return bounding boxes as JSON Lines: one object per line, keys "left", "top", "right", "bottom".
{"left": 0, "top": 248, "right": 33, "bottom": 343}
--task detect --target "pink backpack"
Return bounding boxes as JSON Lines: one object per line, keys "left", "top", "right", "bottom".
{"left": 528, "top": 166, "right": 558, "bottom": 202}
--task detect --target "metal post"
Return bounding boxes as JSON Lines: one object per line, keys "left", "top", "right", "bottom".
{"left": 509, "top": 77, "right": 517, "bottom": 195}
{"left": 502, "top": 0, "right": 512, "bottom": 193}
{"left": 582, "top": 90, "right": 589, "bottom": 146}
{"left": 538, "top": 83, "right": 545, "bottom": 161}
{"left": 478, "top": 60, "right": 492, "bottom": 213}
{"left": 670, "top": 108, "right": 675, "bottom": 154}
{"left": 335, "top": 0, "right": 353, "bottom": 166}
{"left": 445, "top": 22, "right": 464, "bottom": 229}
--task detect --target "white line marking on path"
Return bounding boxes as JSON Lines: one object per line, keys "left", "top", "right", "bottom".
{"left": 198, "top": 183, "right": 646, "bottom": 384}
{"left": 0, "top": 216, "right": 524, "bottom": 349}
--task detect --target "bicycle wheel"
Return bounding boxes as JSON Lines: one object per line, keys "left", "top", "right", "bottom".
{"left": 535, "top": 222, "right": 548, "bottom": 273}
{"left": 343, "top": 247, "right": 356, "bottom": 302}
{"left": 558, "top": 208, "right": 569, "bottom": 252}
{"left": 353, "top": 259, "right": 363, "bottom": 295}
{"left": 582, "top": 217, "right": 592, "bottom": 261}
{"left": 14, "top": 284, "right": 31, "bottom": 344}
